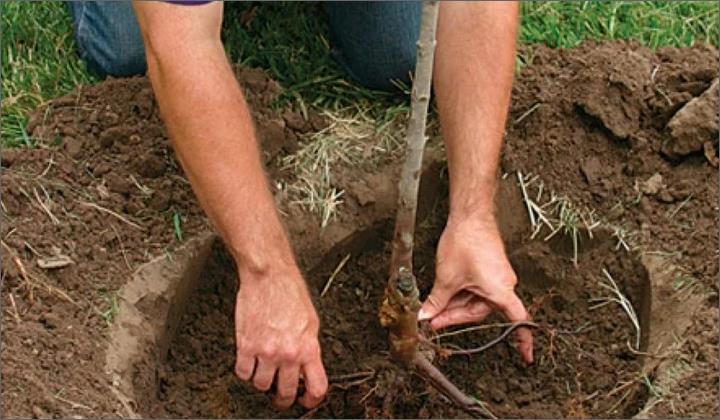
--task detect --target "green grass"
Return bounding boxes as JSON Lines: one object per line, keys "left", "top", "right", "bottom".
{"left": 2, "top": 1, "right": 718, "bottom": 146}
{"left": 521, "top": 1, "right": 718, "bottom": 48}
{"left": 1, "top": 2, "right": 97, "bottom": 147}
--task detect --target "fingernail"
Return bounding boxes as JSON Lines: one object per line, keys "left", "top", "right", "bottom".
{"left": 418, "top": 309, "right": 429, "bottom": 320}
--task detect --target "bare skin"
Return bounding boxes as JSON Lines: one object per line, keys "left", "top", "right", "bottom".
{"left": 132, "top": 0, "right": 531, "bottom": 410}
{"left": 132, "top": 2, "right": 326, "bottom": 410}
{"left": 421, "top": 1, "right": 534, "bottom": 364}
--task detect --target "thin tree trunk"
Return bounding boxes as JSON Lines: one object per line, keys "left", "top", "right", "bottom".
{"left": 388, "top": 0, "right": 439, "bottom": 278}
{"left": 379, "top": 3, "right": 498, "bottom": 418}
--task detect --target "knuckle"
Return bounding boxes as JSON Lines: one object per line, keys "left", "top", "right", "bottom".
{"left": 260, "top": 343, "right": 279, "bottom": 359}
{"left": 279, "top": 346, "right": 300, "bottom": 361}
{"left": 236, "top": 340, "right": 253, "bottom": 356}
{"left": 303, "top": 341, "right": 321, "bottom": 357}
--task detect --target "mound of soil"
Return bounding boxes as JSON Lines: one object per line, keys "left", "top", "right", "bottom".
{"left": 0, "top": 67, "right": 337, "bottom": 418}
{"left": 503, "top": 41, "right": 718, "bottom": 418}
{"left": 1, "top": 40, "right": 717, "bottom": 418}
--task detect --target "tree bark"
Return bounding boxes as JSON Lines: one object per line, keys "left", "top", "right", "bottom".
{"left": 388, "top": 0, "right": 440, "bottom": 278}
{"left": 379, "top": 3, "right": 498, "bottom": 417}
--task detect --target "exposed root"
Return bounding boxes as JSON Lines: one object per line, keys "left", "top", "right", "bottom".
{"left": 328, "top": 370, "right": 376, "bottom": 391}
{"left": 412, "top": 352, "right": 497, "bottom": 419}
{"left": 444, "top": 321, "right": 539, "bottom": 356}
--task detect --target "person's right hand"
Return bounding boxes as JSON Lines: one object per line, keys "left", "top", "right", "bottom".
{"left": 234, "top": 261, "right": 328, "bottom": 410}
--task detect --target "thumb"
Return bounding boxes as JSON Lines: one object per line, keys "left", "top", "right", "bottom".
{"left": 419, "top": 282, "right": 454, "bottom": 321}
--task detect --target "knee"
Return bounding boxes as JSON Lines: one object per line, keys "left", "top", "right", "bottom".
{"left": 340, "top": 40, "right": 416, "bottom": 92}
{"left": 78, "top": 36, "right": 146, "bottom": 78}
{"left": 69, "top": 2, "right": 146, "bottom": 77}
{"left": 326, "top": 2, "right": 421, "bottom": 92}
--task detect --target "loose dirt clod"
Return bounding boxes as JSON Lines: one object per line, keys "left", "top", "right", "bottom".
{"left": 663, "top": 78, "right": 719, "bottom": 157}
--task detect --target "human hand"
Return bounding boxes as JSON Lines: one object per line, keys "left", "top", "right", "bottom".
{"left": 418, "top": 216, "right": 534, "bottom": 363}
{"left": 234, "top": 262, "right": 328, "bottom": 410}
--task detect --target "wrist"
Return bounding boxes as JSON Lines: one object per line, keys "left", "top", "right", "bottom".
{"left": 227, "top": 222, "right": 300, "bottom": 285}
{"left": 448, "top": 190, "right": 497, "bottom": 227}
{"left": 447, "top": 207, "right": 500, "bottom": 237}
{"left": 236, "top": 251, "right": 302, "bottom": 286}
{"left": 447, "top": 166, "right": 498, "bottom": 223}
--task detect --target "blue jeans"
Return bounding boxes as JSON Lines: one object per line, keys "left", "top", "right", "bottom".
{"left": 67, "top": 2, "right": 421, "bottom": 91}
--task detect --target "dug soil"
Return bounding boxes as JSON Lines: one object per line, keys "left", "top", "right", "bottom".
{"left": 145, "top": 183, "right": 651, "bottom": 419}
{"left": 1, "top": 40, "right": 717, "bottom": 418}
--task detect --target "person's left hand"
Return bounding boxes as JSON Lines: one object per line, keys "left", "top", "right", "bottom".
{"left": 418, "top": 216, "right": 534, "bottom": 363}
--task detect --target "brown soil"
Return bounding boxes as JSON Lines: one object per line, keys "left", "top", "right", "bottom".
{"left": 0, "top": 67, "right": 341, "bottom": 418}
{"left": 144, "top": 177, "right": 652, "bottom": 419}
{"left": 1, "top": 40, "right": 717, "bottom": 418}
{"left": 502, "top": 41, "right": 718, "bottom": 418}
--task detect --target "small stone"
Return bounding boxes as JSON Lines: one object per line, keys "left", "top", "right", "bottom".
{"left": 639, "top": 173, "right": 663, "bottom": 195}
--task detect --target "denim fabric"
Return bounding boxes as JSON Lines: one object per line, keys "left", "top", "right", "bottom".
{"left": 67, "top": 2, "right": 421, "bottom": 91}
{"left": 325, "top": 2, "right": 421, "bottom": 90}
{"left": 67, "top": 1, "right": 146, "bottom": 77}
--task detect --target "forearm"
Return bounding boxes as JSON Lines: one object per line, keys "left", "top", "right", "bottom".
{"left": 434, "top": 2, "right": 519, "bottom": 222}
{"left": 136, "top": 4, "right": 295, "bottom": 276}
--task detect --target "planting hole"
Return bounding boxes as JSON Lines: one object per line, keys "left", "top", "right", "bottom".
{"left": 126, "top": 174, "right": 652, "bottom": 419}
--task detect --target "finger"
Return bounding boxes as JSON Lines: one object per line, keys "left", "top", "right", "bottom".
{"left": 273, "top": 364, "right": 300, "bottom": 410}
{"left": 495, "top": 292, "right": 534, "bottom": 364}
{"left": 298, "top": 357, "right": 328, "bottom": 409}
{"left": 252, "top": 358, "right": 278, "bottom": 392}
{"left": 429, "top": 299, "right": 492, "bottom": 330}
{"left": 235, "top": 352, "right": 256, "bottom": 381}
{"left": 418, "top": 281, "right": 456, "bottom": 321}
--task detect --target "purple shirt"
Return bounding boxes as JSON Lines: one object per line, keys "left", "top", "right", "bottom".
{"left": 167, "top": 1, "right": 212, "bottom": 5}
